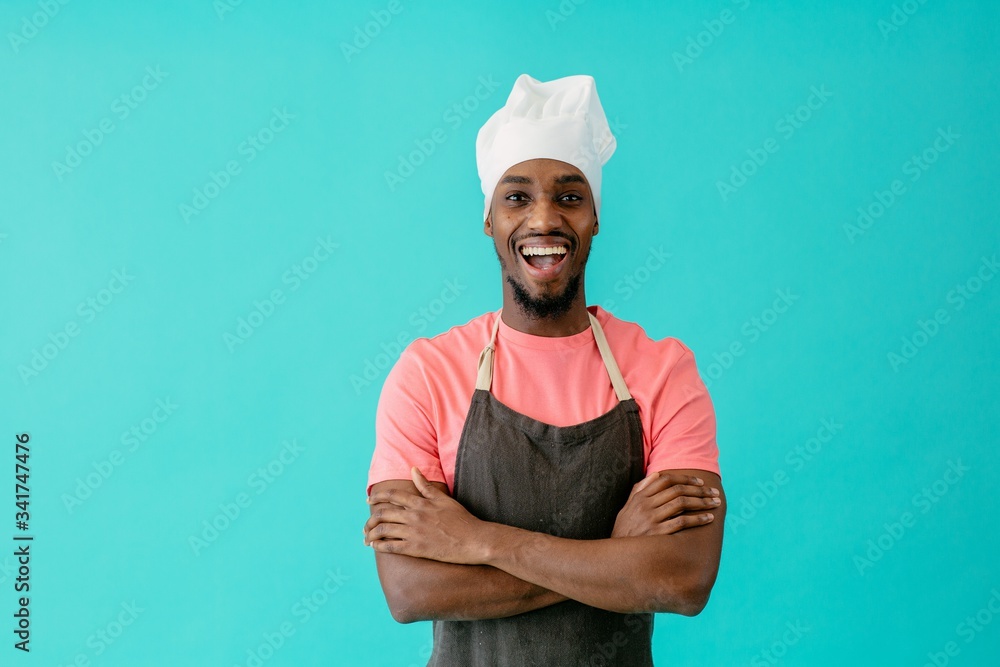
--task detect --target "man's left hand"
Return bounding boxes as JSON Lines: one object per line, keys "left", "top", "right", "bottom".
{"left": 365, "top": 467, "right": 486, "bottom": 564}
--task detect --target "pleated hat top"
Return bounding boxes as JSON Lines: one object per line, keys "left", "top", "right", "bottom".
{"left": 476, "top": 74, "right": 617, "bottom": 221}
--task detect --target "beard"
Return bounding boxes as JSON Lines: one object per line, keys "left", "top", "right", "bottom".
{"left": 506, "top": 271, "right": 582, "bottom": 320}
{"left": 495, "top": 243, "right": 587, "bottom": 321}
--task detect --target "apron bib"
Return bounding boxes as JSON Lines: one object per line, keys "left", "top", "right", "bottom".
{"left": 429, "top": 309, "right": 654, "bottom": 666}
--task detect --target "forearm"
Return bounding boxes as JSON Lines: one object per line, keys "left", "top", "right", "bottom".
{"left": 367, "top": 470, "right": 725, "bottom": 618}
{"left": 479, "top": 524, "right": 717, "bottom": 615}
{"left": 375, "top": 552, "right": 567, "bottom": 623}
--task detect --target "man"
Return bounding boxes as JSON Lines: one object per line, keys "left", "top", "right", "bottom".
{"left": 364, "top": 73, "right": 724, "bottom": 666}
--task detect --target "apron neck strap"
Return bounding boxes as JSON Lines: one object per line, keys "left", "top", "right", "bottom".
{"left": 475, "top": 309, "right": 632, "bottom": 401}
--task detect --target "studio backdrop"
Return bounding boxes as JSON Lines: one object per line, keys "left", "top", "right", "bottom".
{"left": 2, "top": 1, "right": 997, "bottom": 665}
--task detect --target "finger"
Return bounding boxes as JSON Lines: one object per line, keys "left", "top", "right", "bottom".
{"left": 651, "top": 495, "right": 722, "bottom": 522}
{"left": 635, "top": 473, "right": 705, "bottom": 499}
{"left": 631, "top": 471, "right": 660, "bottom": 495}
{"left": 647, "top": 484, "right": 719, "bottom": 508}
{"left": 659, "top": 471, "right": 704, "bottom": 486}
{"left": 368, "top": 501, "right": 405, "bottom": 516}
{"left": 365, "top": 519, "right": 409, "bottom": 545}
{"left": 368, "top": 498, "right": 409, "bottom": 514}
{"left": 368, "top": 486, "right": 421, "bottom": 508}
{"left": 411, "top": 466, "right": 442, "bottom": 499}
{"left": 652, "top": 511, "right": 715, "bottom": 536}
{"left": 364, "top": 507, "right": 409, "bottom": 535}
{"left": 369, "top": 537, "right": 409, "bottom": 555}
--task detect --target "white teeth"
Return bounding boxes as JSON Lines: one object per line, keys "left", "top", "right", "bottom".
{"left": 520, "top": 246, "right": 568, "bottom": 257}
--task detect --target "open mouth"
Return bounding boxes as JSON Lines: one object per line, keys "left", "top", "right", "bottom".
{"left": 518, "top": 243, "right": 569, "bottom": 279}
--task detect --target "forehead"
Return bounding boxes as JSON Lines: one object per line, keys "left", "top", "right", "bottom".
{"left": 498, "top": 158, "right": 589, "bottom": 188}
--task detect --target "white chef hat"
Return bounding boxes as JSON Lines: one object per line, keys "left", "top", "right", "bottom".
{"left": 476, "top": 74, "right": 617, "bottom": 222}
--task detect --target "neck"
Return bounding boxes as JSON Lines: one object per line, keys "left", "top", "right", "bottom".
{"left": 499, "top": 286, "right": 591, "bottom": 337}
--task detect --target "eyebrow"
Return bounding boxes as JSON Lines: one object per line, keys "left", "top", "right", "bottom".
{"left": 499, "top": 173, "right": 587, "bottom": 186}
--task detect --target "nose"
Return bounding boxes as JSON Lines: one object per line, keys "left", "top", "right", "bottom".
{"left": 525, "top": 198, "right": 563, "bottom": 233}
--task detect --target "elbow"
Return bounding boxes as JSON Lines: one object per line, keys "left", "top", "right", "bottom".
{"left": 648, "top": 571, "right": 716, "bottom": 617}
{"left": 673, "top": 583, "right": 712, "bottom": 617}
{"left": 389, "top": 607, "right": 421, "bottom": 625}
{"left": 375, "top": 554, "right": 436, "bottom": 624}
{"left": 383, "top": 579, "right": 430, "bottom": 624}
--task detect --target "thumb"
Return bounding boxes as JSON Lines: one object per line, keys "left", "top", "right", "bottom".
{"left": 410, "top": 466, "right": 439, "bottom": 498}
{"left": 632, "top": 471, "right": 658, "bottom": 495}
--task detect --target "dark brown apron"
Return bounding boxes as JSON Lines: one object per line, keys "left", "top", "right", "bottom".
{"left": 429, "top": 309, "right": 654, "bottom": 666}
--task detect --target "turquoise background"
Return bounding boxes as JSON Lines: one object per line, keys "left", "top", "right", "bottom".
{"left": 2, "top": 0, "right": 998, "bottom": 664}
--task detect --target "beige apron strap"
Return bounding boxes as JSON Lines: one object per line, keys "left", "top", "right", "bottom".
{"left": 476, "top": 309, "right": 632, "bottom": 401}
{"left": 475, "top": 310, "right": 503, "bottom": 390}
{"left": 589, "top": 311, "right": 632, "bottom": 401}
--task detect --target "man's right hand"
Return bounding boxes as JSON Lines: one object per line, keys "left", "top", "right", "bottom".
{"left": 611, "top": 471, "right": 721, "bottom": 538}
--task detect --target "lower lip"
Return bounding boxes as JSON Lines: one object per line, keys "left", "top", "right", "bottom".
{"left": 518, "top": 250, "right": 569, "bottom": 281}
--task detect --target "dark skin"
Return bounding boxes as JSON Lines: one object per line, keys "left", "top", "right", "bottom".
{"left": 366, "top": 158, "right": 726, "bottom": 622}
{"left": 488, "top": 158, "right": 596, "bottom": 336}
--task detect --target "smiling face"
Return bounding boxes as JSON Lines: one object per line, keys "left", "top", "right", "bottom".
{"left": 485, "top": 158, "right": 598, "bottom": 322}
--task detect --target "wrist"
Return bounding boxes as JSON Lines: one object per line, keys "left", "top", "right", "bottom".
{"left": 476, "top": 521, "right": 513, "bottom": 566}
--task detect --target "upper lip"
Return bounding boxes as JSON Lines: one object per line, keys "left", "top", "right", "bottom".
{"left": 516, "top": 236, "right": 571, "bottom": 253}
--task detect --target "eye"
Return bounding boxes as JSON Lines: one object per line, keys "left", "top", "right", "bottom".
{"left": 505, "top": 192, "right": 529, "bottom": 202}
{"left": 559, "top": 193, "right": 583, "bottom": 202}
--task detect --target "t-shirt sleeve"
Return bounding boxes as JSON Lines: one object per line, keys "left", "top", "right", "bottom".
{"left": 367, "top": 344, "right": 447, "bottom": 496}
{"left": 646, "top": 342, "right": 721, "bottom": 477}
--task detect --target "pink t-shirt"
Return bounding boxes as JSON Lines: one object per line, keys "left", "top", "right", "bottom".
{"left": 367, "top": 305, "right": 720, "bottom": 495}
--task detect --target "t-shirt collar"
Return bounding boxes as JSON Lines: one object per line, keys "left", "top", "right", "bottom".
{"left": 495, "top": 306, "right": 604, "bottom": 350}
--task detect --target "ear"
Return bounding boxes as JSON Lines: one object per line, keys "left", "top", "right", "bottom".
{"left": 593, "top": 218, "right": 599, "bottom": 236}
{"left": 484, "top": 209, "right": 493, "bottom": 237}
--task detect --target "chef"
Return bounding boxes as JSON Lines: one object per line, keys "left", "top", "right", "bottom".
{"left": 365, "top": 73, "right": 725, "bottom": 666}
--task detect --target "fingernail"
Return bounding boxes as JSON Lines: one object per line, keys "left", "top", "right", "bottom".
{"left": 710, "top": 498, "right": 721, "bottom": 505}
{"left": 694, "top": 478, "right": 704, "bottom": 485}
{"left": 710, "top": 488, "right": 719, "bottom": 496}
{"left": 703, "top": 514, "right": 714, "bottom": 521}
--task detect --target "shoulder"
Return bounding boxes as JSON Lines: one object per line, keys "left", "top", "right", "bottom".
{"left": 401, "top": 309, "right": 497, "bottom": 365}
{"left": 593, "top": 305, "right": 695, "bottom": 368}
{"left": 386, "top": 310, "right": 497, "bottom": 387}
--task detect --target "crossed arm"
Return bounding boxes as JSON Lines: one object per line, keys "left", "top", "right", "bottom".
{"left": 364, "top": 468, "right": 725, "bottom": 623}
